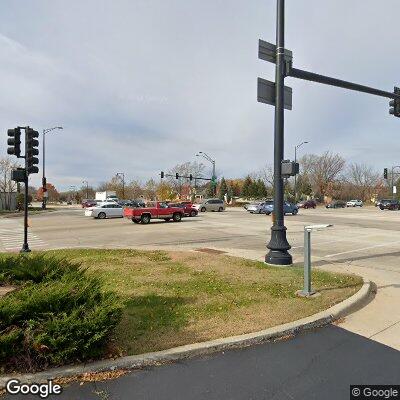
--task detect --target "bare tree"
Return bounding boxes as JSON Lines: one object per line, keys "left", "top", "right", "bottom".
{"left": 300, "top": 151, "right": 346, "bottom": 199}
{"left": 346, "top": 163, "right": 381, "bottom": 201}
{"left": 0, "top": 157, "right": 20, "bottom": 210}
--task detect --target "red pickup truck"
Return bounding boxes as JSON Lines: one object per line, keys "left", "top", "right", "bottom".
{"left": 123, "top": 201, "right": 184, "bottom": 224}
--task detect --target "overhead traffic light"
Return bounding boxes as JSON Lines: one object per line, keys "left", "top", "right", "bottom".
{"left": 26, "top": 127, "right": 39, "bottom": 174}
{"left": 389, "top": 87, "right": 400, "bottom": 117}
{"left": 7, "top": 128, "right": 21, "bottom": 157}
{"left": 161, "top": 171, "right": 164, "bottom": 179}
{"left": 384, "top": 168, "right": 388, "bottom": 179}
{"left": 189, "top": 174, "right": 193, "bottom": 181}
{"left": 176, "top": 173, "right": 179, "bottom": 179}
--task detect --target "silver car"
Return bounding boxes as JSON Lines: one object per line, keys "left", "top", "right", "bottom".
{"left": 194, "top": 198, "right": 225, "bottom": 212}
{"left": 85, "top": 202, "right": 124, "bottom": 219}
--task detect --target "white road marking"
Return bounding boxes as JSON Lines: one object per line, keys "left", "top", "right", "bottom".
{"left": 324, "top": 241, "right": 400, "bottom": 258}
{"left": 0, "top": 219, "right": 48, "bottom": 251}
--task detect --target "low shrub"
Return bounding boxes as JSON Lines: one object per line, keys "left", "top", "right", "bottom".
{"left": 0, "top": 254, "right": 122, "bottom": 372}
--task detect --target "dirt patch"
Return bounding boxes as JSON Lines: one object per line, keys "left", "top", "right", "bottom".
{"left": 0, "top": 286, "right": 16, "bottom": 298}
{"left": 195, "top": 248, "right": 227, "bottom": 255}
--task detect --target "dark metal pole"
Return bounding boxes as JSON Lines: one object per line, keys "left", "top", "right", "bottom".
{"left": 294, "top": 145, "right": 297, "bottom": 202}
{"left": 42, "top": 130, "right": 46, "bottom": 210}
{"left": 392, "top": 166, "right": 394, "bottom": 200}
{"left": 289, "top": 67, "right": 400, "bottom": 101}
{"left": 266, "top": 0, "right": 292, "bottom": 265}
{"left": 21, "top": 128, "right": 30, "bottom": 253}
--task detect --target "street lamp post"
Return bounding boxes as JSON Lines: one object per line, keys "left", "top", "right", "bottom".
{"left": 116, "top": 173, "right": 125, "bottom": 199}
{"left": 69, "top": 185, "right": 76, "bottom": 204}
{"left": 265, "top": 0, "right": 292, "bottom": 266}
{"left": 42, "top": 126, "right": 63, "bottom": 209}
{"left": 294, "top": 141, "right": 308, "bottom": 202}
{"left": 82, "top": 180, "right": 89, "bottom": 199}
{"left": 196, "top": 151, "right": 216, "bottom": 196}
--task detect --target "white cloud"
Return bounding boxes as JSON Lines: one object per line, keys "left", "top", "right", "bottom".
{"left": 0, "top": 0, "right": 399, "bottom": 190}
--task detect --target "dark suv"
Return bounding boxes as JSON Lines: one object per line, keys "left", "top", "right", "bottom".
{"left": 297, "top": 199, "right": 317, "bottom": 209}
{"left": 379, "top": 199, "right": 399, "bottom": 210}
{"left": 326, "top": 200, "right": 346, "bottom": 209}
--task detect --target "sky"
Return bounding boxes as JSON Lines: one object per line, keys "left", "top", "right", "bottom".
{"left": 1, "top": 0, "right": 399, "bottom": 191}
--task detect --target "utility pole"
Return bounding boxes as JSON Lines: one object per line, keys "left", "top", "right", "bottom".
{"left": 391, "top": 166, "right": 400, "bottom": 200}
{"left": 82, "top": 180, "right": 89, "bottom": 199}
{"left": 116, "top": 173, "right": 125, "bottom": 199}
{"left": 294, "top": 141, "right": 308, "bottom": 202}
{"left": 196, "top": 151, "right": 217, "bottom": 196}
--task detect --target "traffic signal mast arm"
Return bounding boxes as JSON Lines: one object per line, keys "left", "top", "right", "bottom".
{"left": 288, "top": 66, "right": 400, "bottom": 102}
{"left": 160, "top": 172, "right": 212, "bottom": 181}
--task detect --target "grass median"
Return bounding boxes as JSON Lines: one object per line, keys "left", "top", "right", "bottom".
{"left": 46, "top": 249, "right": 362, "bottom": 356}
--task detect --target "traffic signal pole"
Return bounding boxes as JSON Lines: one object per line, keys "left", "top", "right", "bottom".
{"left": 21, "top": 153, "right": 30, "bottom": 252}
{"left": 258, "top": 1, "right": 399, "bottom": 266}
{"left": 266, "top": 0, "right": 292, "bottom": 265}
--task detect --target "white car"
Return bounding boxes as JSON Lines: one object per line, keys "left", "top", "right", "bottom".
{"left": 346, "top": 199, "right": 363, "bottom": 207}
{"left": 85, "top": 202, "right": 123, "bottom": 219}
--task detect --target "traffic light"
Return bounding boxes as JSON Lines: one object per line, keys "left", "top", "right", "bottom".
{"left": 384, "top": 168, "right": 388, "bottom": 179}
{"left": 389, "top": 87, "right": 400, "bottom": 117}
{"left": 7, "top": 128, "right": 21, "bottom": 157}
{"left": 26, "top": 127, "right": 39, "bottom": 174}
{"left": 189, "top": 174, "right": 193, "bottom": 181}
{"left": 176, "top": 173, "right": 179, "bottom": 179}
{"left": 161, "top": 171, "right": 164, "bottom": 179}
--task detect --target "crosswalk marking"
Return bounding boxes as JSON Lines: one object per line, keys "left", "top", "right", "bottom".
{"left": 0, "top": 219, "right": 48, "bottom": 251}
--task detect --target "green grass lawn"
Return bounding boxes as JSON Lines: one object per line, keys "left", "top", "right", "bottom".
{"left": 45, "top": 249, "right": 363, "bottom": 356}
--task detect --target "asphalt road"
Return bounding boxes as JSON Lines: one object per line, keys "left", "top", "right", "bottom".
{"left": 5, "top": 325, "right": 400, "bottom": 400}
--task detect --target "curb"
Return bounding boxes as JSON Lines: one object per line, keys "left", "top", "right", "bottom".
{"left": 0, "top": 280, "right": 372, "bottom": 388}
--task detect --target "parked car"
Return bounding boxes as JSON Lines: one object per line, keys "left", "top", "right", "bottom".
{"left": 297, "top": 200, "right": 317, "bottom": 209}
{"left": 379, "top": 199, "right": 399, "bottom": 210}
{"left": 375, "top": 199, "right": 391, "bottom": 207}
{"left": 326, "top": 200, "right": 346, "bottom": 209}
{"left": 193, "top": 199, "right": 225, "bottom": 212}
{"left": 81, "top": 199, "right": 97, "bottom": 208}
{"left": 260, "top": 201, "right": 298, "bottom": 215}
{"left": 246, "top": 202, "right": 265, "bottom": 213}
{"left": 124, "top": 201, "right": 184, "bottom": 224}
{"left": 168, "top": 202, "right": 198, "bottom": 217}
{"left": 346, "top": 199, "right": 363, "bottom": 207}
{"left": 85, "top": 202, "right": 124, "bottom": 219}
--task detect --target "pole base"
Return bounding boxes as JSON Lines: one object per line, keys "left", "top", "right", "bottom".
{"left": 265, "top": 249, "right": 292, "bottom": 265}
{"left": 295, "top": 290, "right": 320, "bottom": 298}
{"left": 20, "top": 244, "right": 31, "bottom": 253}
{"left": 266, "top": 224, "right": 293, "bottom": 266}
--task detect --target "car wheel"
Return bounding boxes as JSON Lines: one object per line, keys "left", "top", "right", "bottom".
{"left": 132, "top": 219, "right": 140, "bottom": 224}
{"left": 141, "top": 214, "right": 151, "bottom": 224}
{"left": 304, "top": 205, "right": 308, "bottom": 209}
{"left": 190, "top": 210, "right": 197, "bottom": 217}
{"left": 266, "top": 212, "right": 271, "bottom": 216}
{"left": 218, "top": 207, "right": 223, "bottom": 212}
{"left": 173, "top": 213, "right": 182, "bottom": 222}
{"left": 98, "top": 212, "right": 106, "bottom": 219}
{"left": 292, "top": 209, "right": 298, "bottom": 215}
{"left": 201, "top": 207, "right": 206, "bottom": 212}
